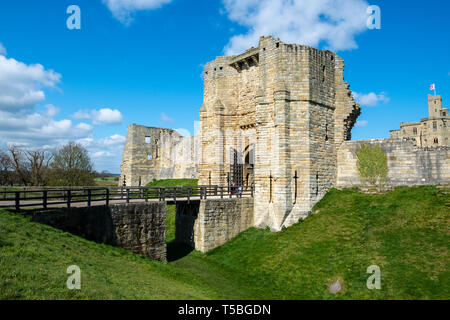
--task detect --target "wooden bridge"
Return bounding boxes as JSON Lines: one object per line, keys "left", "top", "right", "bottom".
{"left": 0, "top": 185, "right": 254, "bottom": 211}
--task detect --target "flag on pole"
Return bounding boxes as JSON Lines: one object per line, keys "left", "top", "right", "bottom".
{"left": 430, "top": 83, "right": 436, "bottom": 95}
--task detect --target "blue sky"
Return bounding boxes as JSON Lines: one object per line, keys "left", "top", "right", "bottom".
{"left": 0, "top": 0, "right": 449, "bottom": 173}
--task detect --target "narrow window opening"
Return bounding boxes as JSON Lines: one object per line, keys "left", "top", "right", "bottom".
{"left": 147, "top": 154, "right": 152, "bottom": 161}
{"left": 145, "top": 136, "right": 151, "bottom": 144}
{"left": 276, "top": 42, "right": 280, "bottom": 48}
{"left": 315, "top": 173, "right": 319, "bottom": 196}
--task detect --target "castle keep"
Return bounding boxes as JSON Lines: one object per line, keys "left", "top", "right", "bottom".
{"left": 199, "top": 36, "right": 360, "bottom": 231}
{"left": 390, "top": 95, "right": 449, "bottom": 147}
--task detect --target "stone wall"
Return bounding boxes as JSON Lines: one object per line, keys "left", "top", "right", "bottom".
{"left": 337, "top": 138, "right": 450, "bottom": 188}
{"left": 120, "top": 124, "right": 199, "bottom": 186}
{"left": 175, "top": 198, "right": 254, "bottom": 253}
{"left": 31, "top": 203, "right": 167, "bottom": 261}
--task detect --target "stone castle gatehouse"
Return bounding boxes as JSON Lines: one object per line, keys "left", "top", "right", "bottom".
{"left": 198, "top": 36, "right": 360, "bottom": 231}
{"left": 119, "top": 36, "right": 449, "bottom": 235}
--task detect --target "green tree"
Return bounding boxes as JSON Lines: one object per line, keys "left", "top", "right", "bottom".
{"left": 356, "top": 144, "right": 388, "bottom": 191}
{"left": 48, "top": 142, "right": 95, "bottom": 186}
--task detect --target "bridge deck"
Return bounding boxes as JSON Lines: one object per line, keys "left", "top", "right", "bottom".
{"left": 0, "top": 185, "right": 253, "bottom": 211}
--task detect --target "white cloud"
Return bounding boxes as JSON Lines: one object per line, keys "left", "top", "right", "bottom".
{"left": 355, "top": 120, "right": 368, "bottom": 127}
{"left": 73, "top": 108, "right": 123, "bottom": 125}
{"left": 44, "top": 104, "right": 60, "bottom": 117}
{"left": 175, "top": 128, "right": 191, "bottom": 137}
{"left": 0, "top": 53, "right": 88, "bottom": 148}
{"left": 0, "top": 43, "right": 6, "bottom": 56}
{"left": 352, "top": 91, "right": 390, "bottom": 107}
{"left": 0, "top": 55, "right": 61, "bottom": 111}
{"left": 0, "top": 109, "right": 93, "bottom": 148}
{"left": 0, "top": 51, "right": 124, "bottom": 173}
{"left": 72, "top": 109, "right": 90, "bottom": 119}
{"left": 98, "top": 134, "right": 126, "bottom": 146}
{"left": 102, "top": 0, "right": 172, "bottom": 25}
{"left": 160, "top": 112, "right": 173, "bottom": 122}
{"left": 222, "top": 0, "right": 369, "bottom": 55}
{"left": 93, "top": 108, "right": 123, "bottom": 124}
{"left": 78, "top": 134, "right": 126, "bottom": 173}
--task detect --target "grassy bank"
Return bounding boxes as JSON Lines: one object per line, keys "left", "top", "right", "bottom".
{"left": 1, "top": 186, "right": 448, "bottom": 299}
{"left": 146, "top": 179, "right": 198, "bottom": 187}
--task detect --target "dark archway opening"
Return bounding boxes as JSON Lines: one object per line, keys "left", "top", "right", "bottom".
{"left": 166, "top": 201, "right": 199, "bottom": 262}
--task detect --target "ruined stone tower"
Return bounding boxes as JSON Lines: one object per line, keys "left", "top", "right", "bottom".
{"left": 198, "top": 36, "right": 361, "bottom": 231}
{"left": 120, "top": 124, "right": 198, "bottom": 187}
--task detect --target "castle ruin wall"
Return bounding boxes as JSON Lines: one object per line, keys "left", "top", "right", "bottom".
{"left": 120, "top": 124, "right": 199, "bottom": 186}
{"left": 337, "top": 138, "right": 450, "bottom": 188}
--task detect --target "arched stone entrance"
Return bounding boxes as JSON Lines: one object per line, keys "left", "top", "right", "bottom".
{"left": 243, "top": 144, "right": 255, "bottom": 189}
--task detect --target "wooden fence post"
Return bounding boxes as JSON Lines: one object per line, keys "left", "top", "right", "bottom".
{"left": 67, "top": 190, "right": 71, "bottom": 208}
{"left": 106, "top": 188, "right": 110, "bottom": 206}
{"left": 15, "top": 191, "right": 20, "bottom": 211}
{"left": 87, "top": 189, "right": 91, "bottom": 207}
{"left": 145, "top": 188, "right": 148, "bottom": 202}
{"left": 126, "top": 188, "right": 130, "bottom": 204}
{"left": 187, "top": 187, "right": 191, "bottom": 204}
{"left": 43, "top": 191, "right": 47, "bottom": 209}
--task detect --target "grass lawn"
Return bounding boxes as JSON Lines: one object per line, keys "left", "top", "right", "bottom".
{"left": 1, "top": 186, "right": 448, "bottom": 299}
{"left": 94, "top": 177, "right": 118, "bottom": 182}
{"left": 146, "top": 179, "right": 198, "bottom": 187}
{"left": 94, "top": 176, "right": 120, "bottom": 187}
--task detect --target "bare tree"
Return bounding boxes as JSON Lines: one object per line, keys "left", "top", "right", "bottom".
{"left": 25, "top": 150, "right": 53, "bottom": 186}
{"left": 8, "top": 146, "right": 30, "bottom": 185}
{"left": 0, "top": 148, "right": 12, "bottom": 185}
{"left": 48, "top": 142, "right": 95, "bottom": 186}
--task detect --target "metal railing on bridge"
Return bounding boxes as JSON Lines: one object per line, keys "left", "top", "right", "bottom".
{"left": 0, "top": 185, "right": 254, "bottom": 211}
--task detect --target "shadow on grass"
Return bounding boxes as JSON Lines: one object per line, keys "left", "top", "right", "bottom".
{"left": 166, "top": 241, "right": 194, "bottom": 262}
